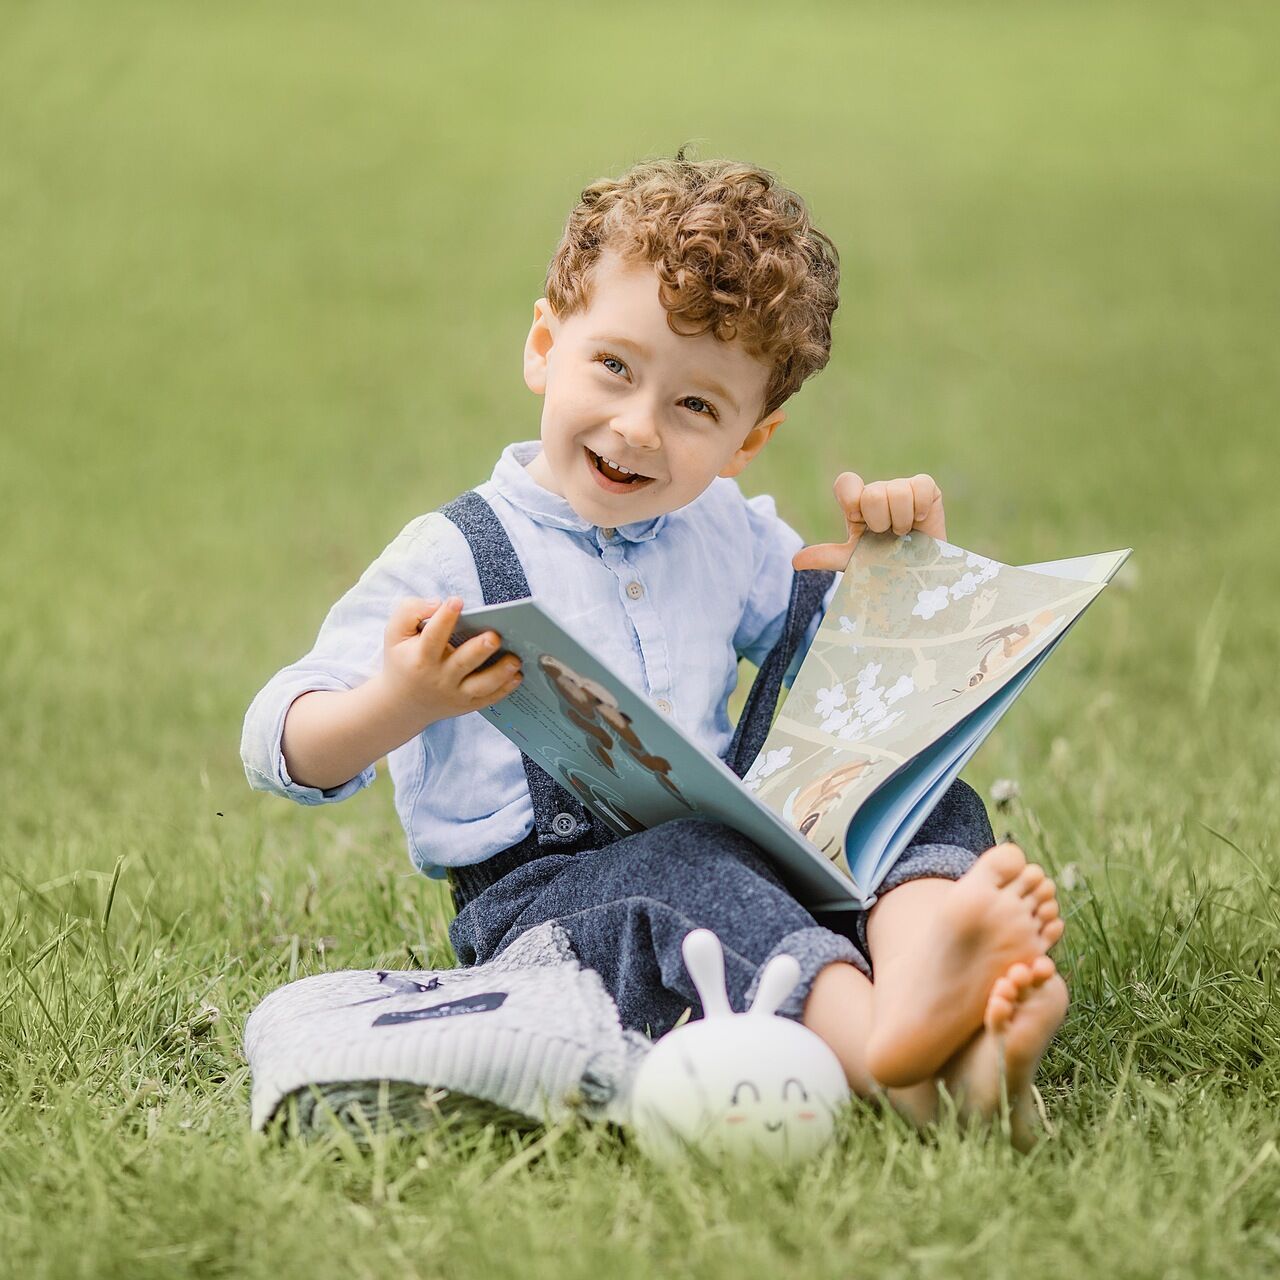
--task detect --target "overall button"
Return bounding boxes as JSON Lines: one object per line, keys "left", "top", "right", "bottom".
{"left": 655, "top": 698, "right": 672, "bottom": 714}
{"left": 551, "top": 812, "right": 578, "bottom": 837}
{"left": 625, "top": 581, "right": 644, "bottom": 600}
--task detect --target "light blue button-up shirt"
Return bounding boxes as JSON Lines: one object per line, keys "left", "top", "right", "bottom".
{"left": 241, "top": 440, "right": 836, "bottom": 878}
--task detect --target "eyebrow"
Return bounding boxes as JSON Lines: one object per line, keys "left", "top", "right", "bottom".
{"left": 588, "top": 334, "right": 741, "bottom": 414}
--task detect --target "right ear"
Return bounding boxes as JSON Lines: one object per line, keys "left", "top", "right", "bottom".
{"left": 523, "top": 298, "right": 558, "bottom": 395}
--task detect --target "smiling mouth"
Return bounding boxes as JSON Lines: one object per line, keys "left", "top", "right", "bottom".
{"left": 764, "top": 1121, "right": 783, "bottom": 1132}
{"left": 585, "top": 446, "right": 656, "bottom": 490}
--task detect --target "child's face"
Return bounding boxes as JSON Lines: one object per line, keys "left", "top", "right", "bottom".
{"left": 522, "top": 249, "right": 787, "bottom": 527}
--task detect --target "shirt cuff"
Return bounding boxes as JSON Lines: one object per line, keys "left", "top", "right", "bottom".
{"left": 242, "top": 677, "right": 377, "bottom": 805}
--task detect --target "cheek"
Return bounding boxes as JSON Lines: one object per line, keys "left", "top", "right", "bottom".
{"left": 669, "top": 439, "right": 724, "bottom": 483}
{"left": 547, "top": 382, "right": 592, "bottom": 418}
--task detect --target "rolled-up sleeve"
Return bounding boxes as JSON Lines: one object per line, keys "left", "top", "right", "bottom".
{"left": 240, "top": 514, "right": 459, "bottom": 805}
{"left": 732, "top": 492, "right": 840, "bottom": 687}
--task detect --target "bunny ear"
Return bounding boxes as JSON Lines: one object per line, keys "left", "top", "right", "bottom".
{"left": 681, "top": 929, "right": 732, "bottom": 1019}
{"left": 748, "top": 954, "right": 801, "bottom": 1017}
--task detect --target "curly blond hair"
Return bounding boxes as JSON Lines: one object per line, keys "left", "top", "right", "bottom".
{"left": 544, "top": 149, "right": 840, "bottom": 422}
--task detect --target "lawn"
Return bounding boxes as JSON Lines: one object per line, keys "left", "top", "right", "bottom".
{"left": 2, "top": 2, "right": 1278, "bottom": 1276}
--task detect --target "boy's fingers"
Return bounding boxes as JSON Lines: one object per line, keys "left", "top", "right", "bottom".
{"left": 833, "top": 470, "right": 865, "bottom": 517}
{"left": 887, "top": 478, "right": 915, "bottom": 536}
{"left": 860, "top": 481, "right": 891, "bottom": 533}
{"left": 458, "top": 655, "right": 523, "bottom": 703}
{"left": 417, "top": 595, "right": 464, "bottom": 657}
{"left": 793, "top": 541, "right": 857, "bottom": 572}
{"left": 833, "top": 472, "right": 868, "bottom": 540}
{"left": 910, "top": 473, "right": 947, "bottom": 539}
{"left": 792, "top": 472, "right": 867, "bottom": 571}
{"left": 390, "top": 597, "right": 442, "bottom": 640}
{"left": 446, "top": 631, "right": 508, "bottom": 678}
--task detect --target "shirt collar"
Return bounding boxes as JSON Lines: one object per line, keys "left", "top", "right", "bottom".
{"left": 490, "top": 441, "right": 668, "bottom": 544}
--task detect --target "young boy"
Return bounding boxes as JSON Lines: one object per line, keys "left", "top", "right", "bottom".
{"left": 242, "top": 154, "right": 1068, "bottom": 1146}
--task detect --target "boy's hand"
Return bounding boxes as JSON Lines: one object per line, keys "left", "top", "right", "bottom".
{"left": 383, "top": 596, "right": 523, "bottom": 724}
{"left": 792, "top": 472, "right": 947, "bottom": 571}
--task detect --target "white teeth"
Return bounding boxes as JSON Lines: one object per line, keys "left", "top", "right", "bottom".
{"left": 593, "top": 449, "right": 644, "bottom": 478}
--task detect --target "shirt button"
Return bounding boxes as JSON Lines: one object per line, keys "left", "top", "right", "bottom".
{"left": 655, "top": 698, "right": 672, "bottom": 714}
{"left": 626, "top": 581, "right": 644, "bottom": 600}
{"left": 551, "top": 812, "right": 578, "bottom": 837}
{"left": 601, "top": 527, "right": 616, "bottom": 539}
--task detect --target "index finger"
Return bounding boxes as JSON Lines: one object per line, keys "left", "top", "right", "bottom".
{"left": 833, "top": 471, "right": 866, "bottom": 533}
{"left": 416, "top": 595, "right": 465, "bottom": 660}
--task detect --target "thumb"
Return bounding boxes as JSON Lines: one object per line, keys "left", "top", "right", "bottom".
{"left": 792, "top": 534, "right": 862, "bottom": 572}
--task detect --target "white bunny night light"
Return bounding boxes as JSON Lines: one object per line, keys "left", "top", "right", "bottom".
{"left": 629, "top": 929, "right": 850, "bottom": 1165}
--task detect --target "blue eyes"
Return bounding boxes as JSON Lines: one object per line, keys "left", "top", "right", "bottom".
{"left": 593, "top": 351, "right": 719, "bottom": 420}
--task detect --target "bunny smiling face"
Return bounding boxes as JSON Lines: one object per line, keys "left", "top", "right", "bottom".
{"left": 721, "top": 1075, "right": 827, "bottom": 1150}
{"left": 630, "top": 930, "right": 850, "bottom": 1165}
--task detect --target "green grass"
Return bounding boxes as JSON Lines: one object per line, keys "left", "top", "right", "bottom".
{"left": 3, "top": 1, "right": 1279, "bottom": 1275}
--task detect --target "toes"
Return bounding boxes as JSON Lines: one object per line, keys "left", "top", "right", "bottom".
{"left": 1014, "top": 864, "right": 1046, "bottom": 896}
{"left": 985, "top": 993, "right": 1014, "bottom": 1033}
{"left": 990, "top": 975, "right": 1020, "bottom": 1005}
{"left": 1029, "top": 879, "right": 1057, "bottom": 908}
{"left": 1042, "top": 918, "right": 1065, "bottom": 948}
{"left": 980, "top": 843, "right": 1027, "bottom": 886}
{"left": 987, "top": 958, "right": 1065, "bottom": 1035}
{"left": 1035, "top": 899, "right": 1060, "bottom": 925}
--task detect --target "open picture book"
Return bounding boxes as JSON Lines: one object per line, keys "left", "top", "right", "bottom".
{"left": 449, "top": 531, "right": 1131, "bottom": 913}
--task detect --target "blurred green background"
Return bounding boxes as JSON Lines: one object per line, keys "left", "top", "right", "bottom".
{"left": 2, "top": 2, "right": 1278, "bottom": 1276}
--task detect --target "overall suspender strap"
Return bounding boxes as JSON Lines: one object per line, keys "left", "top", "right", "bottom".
{"left": 437, "top": 488, "right": 834, "bottom": 910}
{"left": 722, "top": 568, "right": 836, "bottom": 779}
{"left": 439, "top": 490, "right": 532, "bottom": 606}
{"left": 437, "top": 492, "right": 615, "bottom": 854}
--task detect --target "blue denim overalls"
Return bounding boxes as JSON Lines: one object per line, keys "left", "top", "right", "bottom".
{"left": 439, "top": 491, "right": 994, "bottom": 1034}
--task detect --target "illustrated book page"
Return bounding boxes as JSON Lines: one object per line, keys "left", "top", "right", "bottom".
{"left": 744, "top": 533, "right": 1130, "bottom": 892}
{"left": 449, "top": 533, "right": 1129, "bottom": 910}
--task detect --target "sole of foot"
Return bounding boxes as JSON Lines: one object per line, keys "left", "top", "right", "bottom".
{"left": 942, "top": 955, "right": 1069, "bottom": 1151}
{"left": 865, "top": 844, "right": 1064, "bottom": 1088}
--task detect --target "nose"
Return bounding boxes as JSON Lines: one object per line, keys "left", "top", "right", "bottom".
{"left": 611, "top": 406, "right": 662, "bottom": 453}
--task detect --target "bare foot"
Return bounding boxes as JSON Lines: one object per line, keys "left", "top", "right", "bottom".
{"left": 939, "top": 955, "right": 1069, "bottom": 1151}
{"left": 865, "top": 844, "right": 1064, "bottom": 1087}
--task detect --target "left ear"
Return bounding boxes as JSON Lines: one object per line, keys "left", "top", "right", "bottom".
{"left": 718, "top": 409, "right": 786, "bottom": 478}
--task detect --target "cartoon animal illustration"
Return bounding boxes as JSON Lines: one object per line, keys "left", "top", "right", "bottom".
{"left": 629, "top": 929, "right": 850, "bottom": 1165}
{"left": 598, "top": 704, "right": 694, "bottom": 810}
{"left": 537, "top": 655, "right": 694, "bottom": 810}
{"left": 780, "top": 759, "right": 872, "bottom": 862}
{"left": 934, "top": 609, "right": 1061, "bottom": 706}
{"left": 539, "top": 656, "right": 621, "bottom": 770}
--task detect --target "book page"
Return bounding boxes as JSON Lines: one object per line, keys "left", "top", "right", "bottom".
{"left": 744, "top": 532, "right": 1116, "bottom": 879}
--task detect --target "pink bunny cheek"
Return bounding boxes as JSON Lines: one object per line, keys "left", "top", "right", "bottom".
{"left": 796, "top": 1111, "right": 817, "bottom": 1121}
{"left": 724, "top": 1115, "right": 747, "bottom": 1124}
